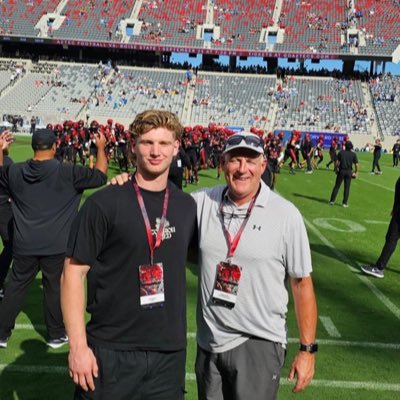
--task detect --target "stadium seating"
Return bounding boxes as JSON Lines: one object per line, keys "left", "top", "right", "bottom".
{"left": 355, "top": 0, "right": 400, "bottom": 56}
{"left": 191, "top": 72, "right": 275, "bottom": 127}
{"left": 208, "top": 0, "right": 276, "bottom": 50}
{"left": 0, "top": 57, "right": 398, "bottom": 140}
{"left": 55, "top": 0, "right": 135, "bottom": 41}
{"left": 0, "top": 1, "right": 398, "bottom": 57}
{"left": 0, "top": 0, "right": 59, "bottom": 37}
{"left": 369, "top": 75, "right": 400, "bottom": 136}
{"left": 91, "top": 67, "right": 188, "bottom": 120}
{"left": 275, "top": 0, "right": 345, "bottom": 54}
{"left": 0, "top": 62, "right": 98, "bottom": 122}
{"left": 132, "top": 0, "right": 206, "bottom": 47}
{"left": 274, "top": 76, "right": 371, "bottom": 135}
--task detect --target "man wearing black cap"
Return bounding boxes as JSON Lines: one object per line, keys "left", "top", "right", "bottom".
{"left": 329, "top": 140, "right": 359, "bottom": 208}
{"left": 0, "top": 128, "right": 107, "bottom": 349}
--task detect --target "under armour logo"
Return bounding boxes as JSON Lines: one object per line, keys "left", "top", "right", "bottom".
{"left": 253, "top": 225, "right": 261, "bottom": 231}
{"left": 272, "top": 374, "right": 277, "bottom": 381}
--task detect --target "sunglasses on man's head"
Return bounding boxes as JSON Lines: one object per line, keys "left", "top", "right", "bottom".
{"left": 226, "top": 135, "right": 264, "bottom": 149}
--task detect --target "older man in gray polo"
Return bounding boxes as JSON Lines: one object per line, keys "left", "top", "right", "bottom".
{"left": 192, "top": 131, "right": 317, "bottom": 400}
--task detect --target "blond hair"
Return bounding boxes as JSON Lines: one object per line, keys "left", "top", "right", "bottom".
{"left": 129, "top": 110, "right": 183, "bottom": 141}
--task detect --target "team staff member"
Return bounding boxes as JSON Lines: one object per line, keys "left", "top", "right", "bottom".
{"left": 361, "top": 177, "right": 400, "bottom": 278}
{"left": 392, "top": 140, "right": 400, "bottom": 167}
{"left": 0, "top": 128, "right": 107, "bottom": 349}
{"left": 61, "top": 110, "right": 197, "bottom": 399}
{"left": 192, "top": 132, "right": 317, "bottom": 400}
{"left": 371, "top": 138, "right": 382, "bottom": 174}
{"left": 168, "top": 146, "right": 190, "bottom": 189}
{"left": 329, "top": 140, "right": 359, "bottom": 208}
{"left": 0, "top": 132, "right": 13, "bottom": 299}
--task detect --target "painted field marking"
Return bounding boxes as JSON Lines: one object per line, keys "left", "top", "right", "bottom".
{"left": 356, "top": 177, "right": 394, "bottom": 193}
{"left": 14, "top": 325, "right": 400, "bottom": 350}
{"left": 364, "top": 220, "right": 389, "bottom": 225}
{"left": 1, "top": 365, "right": 399, "bottom": 391}
{"left": 313, "top": 218, "right": 365, "bottom": 233}
{"left": 319, "top": 316, "right": 341, "bottom": 338}
{"left": 304, "top": 217, "right": 400, "bottom": 321}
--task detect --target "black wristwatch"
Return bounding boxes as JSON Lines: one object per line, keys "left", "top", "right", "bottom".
{"left": 299, "top": 343, "right": 318, "bottom": 353}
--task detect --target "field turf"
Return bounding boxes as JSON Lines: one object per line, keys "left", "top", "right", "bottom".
{"left": 0, "top": 136, "right": 399, "bottom": 399}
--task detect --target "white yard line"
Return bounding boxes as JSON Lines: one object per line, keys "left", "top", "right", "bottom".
{"left": 319, "top": 316, "right": 341, "bottom": 338}
{"left": 0, "top": 366, "right": 399, "bottom": 391}
{"left": 15, "top": 326, "right": 400, "bottom": 350}
{"left": 304, "top": 217, "right": 400, "bottom": 321}
{"left": 356, "top": 176, "right": 394, "bottom": 192}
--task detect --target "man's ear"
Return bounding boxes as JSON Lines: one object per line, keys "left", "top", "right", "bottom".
{"left": 173, "top": 139, "right": 180, "bottom": 157}
{"left": 130, "top": 138, "right": 136, "bottom": 155}
{"left": 261, "top": 155, "right": 267, "bottom": 173}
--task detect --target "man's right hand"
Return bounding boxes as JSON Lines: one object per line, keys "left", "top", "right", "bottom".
{"left": 0, "top": 130, "right": 13, "bottom": 151}
{"left": 94, "top": 131, "right": 106, "bottom": 149}
{"left": 68, "top": 345, "right": 99, "bottom": 392}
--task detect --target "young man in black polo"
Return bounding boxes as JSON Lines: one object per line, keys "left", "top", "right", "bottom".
{"left": 0, "top": 128, "right": 107, "bottom": 349}
{"left": 61, "top": 110, "right": 197, "bottom": 399}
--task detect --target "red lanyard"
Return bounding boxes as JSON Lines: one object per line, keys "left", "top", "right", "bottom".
{"left": 133, "top": 178, "right": 170, "bottom": 264}
{"left": 219, "top": 187, "right": 259, "bottom": 262}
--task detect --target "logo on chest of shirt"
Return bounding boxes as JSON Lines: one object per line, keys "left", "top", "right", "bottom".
{"left": 152, "top": 218, "right": 176, "bottom": 240}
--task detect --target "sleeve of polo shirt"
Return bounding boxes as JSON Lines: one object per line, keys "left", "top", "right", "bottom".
{"left": 283, "top": 207, "right": 312, "bottom": 278}
{"left": 72, "top": 164, "right": 107, "bottom": 191}
{"left": 67, "top": 197, "right": 110, "bottom": 267}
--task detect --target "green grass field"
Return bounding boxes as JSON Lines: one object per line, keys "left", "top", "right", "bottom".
{"left": 0, "top": 136, "right": 400, "bottom": 399}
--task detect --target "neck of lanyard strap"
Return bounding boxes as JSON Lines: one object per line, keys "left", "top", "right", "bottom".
{"left": 219, "top": 187, "right": 259, "bottom": 262}
{"left": 133, "top": 178, "right": 169, "bottom": 265}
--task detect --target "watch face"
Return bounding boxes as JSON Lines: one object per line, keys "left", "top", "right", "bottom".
{"left": 300, "top": 343, "right": 318, "bottom": 353}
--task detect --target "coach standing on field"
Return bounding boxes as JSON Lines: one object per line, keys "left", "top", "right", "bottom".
{"left": 0, "top": 128, "right": 107, "bottom": 349}
{"left": 329, "top": 140, "right": 359, "bottom": 208}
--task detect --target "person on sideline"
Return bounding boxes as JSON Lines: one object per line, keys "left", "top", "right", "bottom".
{"left": 361, "top": 177, "right": 400, "bottom": 278}
{"left": 371, "top": 138, "right": 382, "bottom": 174}
{"left": 0, "top": 128, "right": 107, "bottom": 349}
{"left": 329, "top": 140, "right": 359, "bottom": 208}
{"left": 192, "top": 132, "right": 317, "bottom": 400}
{"left": 0, "top": 131, "right": 14, "bottom": 300}
{"left": 61, "top": 110, "right": 197, "bottom": 399}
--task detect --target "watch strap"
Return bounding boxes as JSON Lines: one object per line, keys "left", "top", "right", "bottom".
{"left": 299, "top": 343, "right": 318, "bottom": 353}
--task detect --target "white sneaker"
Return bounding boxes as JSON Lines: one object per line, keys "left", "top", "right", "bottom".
{"left": 47, "top": 335, "right": 68, "bottom": 349}
{"left": 361, "top": 265, "right": 384, "bottom": 278}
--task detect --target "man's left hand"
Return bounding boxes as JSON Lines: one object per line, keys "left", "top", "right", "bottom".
{"left": 288, "top": 351, "right": 315, "bottom": 393}
{"left": 109, "top": 172, "right": 130, "bottom": 186}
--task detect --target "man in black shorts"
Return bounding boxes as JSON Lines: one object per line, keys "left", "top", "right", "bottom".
{"left": 61, "top": 110, "right": 197, "bottom": 399}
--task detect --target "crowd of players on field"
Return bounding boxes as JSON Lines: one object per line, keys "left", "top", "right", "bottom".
{"left": 45, "top": 119, "right": 358, "bottom": 190}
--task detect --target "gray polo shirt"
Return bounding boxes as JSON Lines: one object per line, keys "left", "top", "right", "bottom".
{"left": 192, "top": 181, "right": 312, "bottom": 353}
